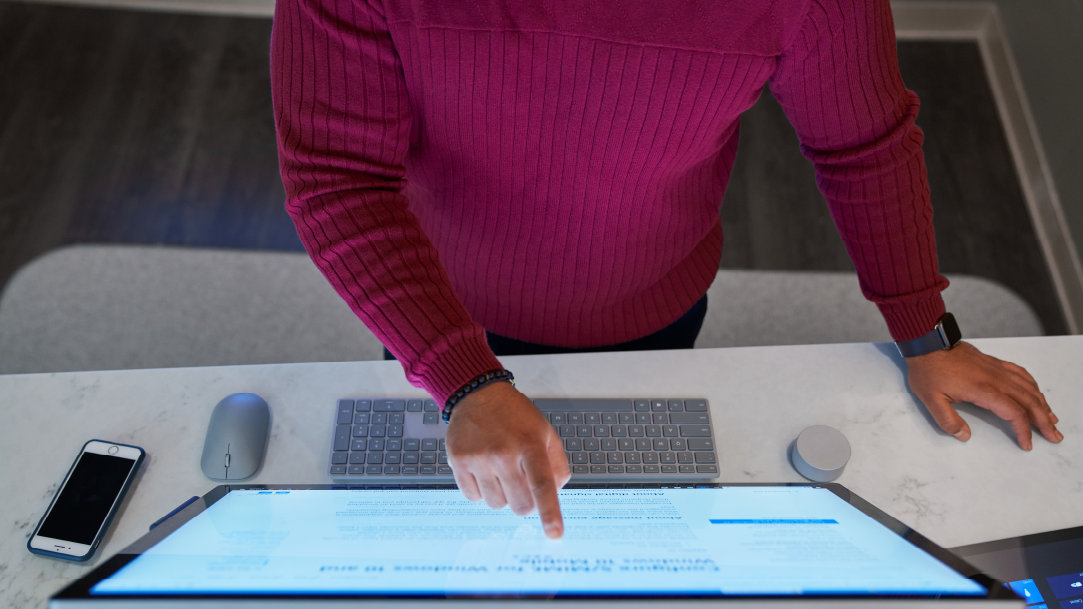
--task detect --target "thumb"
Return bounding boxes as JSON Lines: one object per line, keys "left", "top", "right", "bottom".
{"left": 920, "top": 392, "right": 972, "bottom": 442}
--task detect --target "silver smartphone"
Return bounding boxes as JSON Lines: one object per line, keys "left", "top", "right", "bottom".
{"left": 28, "top": 439, "right": 145, "bottom": 561}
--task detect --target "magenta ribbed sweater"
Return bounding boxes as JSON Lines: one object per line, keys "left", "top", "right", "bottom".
{"left": 271, "top": 0, "right": 948, "bottom": 403}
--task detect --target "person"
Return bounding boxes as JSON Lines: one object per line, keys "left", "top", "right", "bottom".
{"left": 270, "top": 0, "right": 1062, "bottom": 539}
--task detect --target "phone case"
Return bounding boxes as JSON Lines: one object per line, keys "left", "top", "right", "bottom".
{"left": 27, "top": 439, "right": 146, "bottom": 561}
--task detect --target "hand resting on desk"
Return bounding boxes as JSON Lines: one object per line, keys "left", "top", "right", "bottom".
{"left": 906, "top": 341, "right": 1063, "bottom": 450}
{"left": 445, "top": 382, "right": 572, "bottom": 538}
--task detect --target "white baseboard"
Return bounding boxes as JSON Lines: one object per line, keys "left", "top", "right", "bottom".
{"left": 0, "top": 0, "right": 274, "bottom": 17}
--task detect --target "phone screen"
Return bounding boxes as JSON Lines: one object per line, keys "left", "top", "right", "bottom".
{"left": 38, "top": 451, "right": 138, "bottom": 545}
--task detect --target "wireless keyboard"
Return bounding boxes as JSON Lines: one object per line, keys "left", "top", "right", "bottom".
{"left": 328, "top": 397, "right": 719, "bottom": 483}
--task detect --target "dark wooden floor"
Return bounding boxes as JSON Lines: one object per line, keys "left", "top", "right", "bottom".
{"left": 0, "top": 2, "right": 1068, "bottom": 335}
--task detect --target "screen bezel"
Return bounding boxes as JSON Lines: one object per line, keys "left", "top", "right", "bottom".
{"left": 52, "top": 482, "right": 1013, "bottom": 602}
{"left": 29, "top": 440, "right": 144, "bottom": 560}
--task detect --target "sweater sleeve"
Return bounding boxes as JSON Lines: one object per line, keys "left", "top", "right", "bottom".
{"left": 769, "top": 0, "right": 949, "bottom": 341}
{"left": 270, "top": 0, "right": 502, "bottom": 402}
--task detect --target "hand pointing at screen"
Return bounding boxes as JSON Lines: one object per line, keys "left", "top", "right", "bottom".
{"left": 444, "top": 382, "right": 571, "bottom": 539}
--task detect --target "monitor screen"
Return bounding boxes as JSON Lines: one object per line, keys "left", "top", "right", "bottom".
{"left": 87, "top": 485, "right": 987, "bottom": 598}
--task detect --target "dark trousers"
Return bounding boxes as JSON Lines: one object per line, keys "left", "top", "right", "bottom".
{"left": 384, "top": 296, "right": 707, "bottom": 360}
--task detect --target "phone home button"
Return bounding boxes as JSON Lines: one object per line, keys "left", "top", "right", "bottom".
{"left": 108, "top": 445, "right": 119, "bottom": 455}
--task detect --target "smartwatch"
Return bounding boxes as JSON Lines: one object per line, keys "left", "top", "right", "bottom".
{"left": 895, "top": 312, "right": 962, "bottom": 358}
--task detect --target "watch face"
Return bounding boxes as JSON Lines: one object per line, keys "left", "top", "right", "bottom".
{"left": 939, "top": 313, "right": 962, "bottom": 346}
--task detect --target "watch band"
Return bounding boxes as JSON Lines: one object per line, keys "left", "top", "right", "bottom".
{"left": 896, "top": 312, "right": 962, "bottom": 358}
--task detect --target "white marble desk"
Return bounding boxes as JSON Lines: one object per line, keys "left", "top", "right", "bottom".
{"left": 1, "top": 337, "right": 1080, "bottom": 607}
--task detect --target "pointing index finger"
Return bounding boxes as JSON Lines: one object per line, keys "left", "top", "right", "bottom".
{"left": 522, "top": 446, "right": 564, "bottom": 538}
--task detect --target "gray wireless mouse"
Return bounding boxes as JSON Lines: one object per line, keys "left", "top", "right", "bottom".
{"left": 200, "top": 393, "right": 271, "bottom": 481}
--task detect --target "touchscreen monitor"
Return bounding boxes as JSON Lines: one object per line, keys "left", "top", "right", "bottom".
{"left": 51, "top": 484, "right": 1015, "bottom": 606}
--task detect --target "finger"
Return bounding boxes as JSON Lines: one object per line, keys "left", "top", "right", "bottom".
{"left": 548, "top": 435, "right": 572, "bottom": 489}
{"left": 978, "top": 391, "right": 1034, "bottom": 451}
{"left": 452, "top": 465, "right": 482, "bottom": 502}
{"left": 498, "top": 460, "right": 536, "bottom": 517}
{"left": 523, "top": 446, "right": 564, "bottom": 539}
{"left": 999, "top": 360, "right": 1041, "bottom": 392}
{"left": 1005, "top": 385, "right": 1063, "bottom": 444}
{"left": 475, "top": 474, "right": 509, "bottom": 509}
{"left": 919, "top": 392, "right": 971, "bottom": 442}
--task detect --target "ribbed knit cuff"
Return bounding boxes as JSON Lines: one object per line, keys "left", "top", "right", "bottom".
{"left": 876, "top": 293, "right": 947, "bottom": 342}
{"left": 403, "top": 328, "right": 504, "bottom": 406}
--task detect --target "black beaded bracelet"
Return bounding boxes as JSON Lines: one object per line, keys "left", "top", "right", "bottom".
{"left": 441, "top": 369, "right": 515, "bottom": 423}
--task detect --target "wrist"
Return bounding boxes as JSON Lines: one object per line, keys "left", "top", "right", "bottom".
{"left": 896, "top": 312, "right": 961, "bottom": 358}
{"left": 442, "top": 369, "right": 515, "bottom": 422}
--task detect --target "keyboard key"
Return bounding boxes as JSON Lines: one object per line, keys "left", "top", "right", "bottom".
{"left": 565, "top": 438, "right": 582, "bottom": 451}
{"left": 383, "top": 465, "right": 400, "bottom": 474}
{"left": 571, "top": 452, "right": 588, "bottom": 464}
{"left": 370, "top": 425, "right": 386, "bottom": 438}
{"left": 688, "top": 438, "right": 715, "bottom": 450}
{"left": 389, "top": 413, "right": 405, "bottom": 425}
{"left": 601, "top": 439, "right": 617, "bottom": 452}
{"left": 559, "top": 425, "right": 576, "bottom": 437}
{"left": 369, "top": 438, "right": 385, "bottom": 451}
{"left": 422, "top": 439, "right": 438, "bottom": 451}
{"left": 366, "top": 464, "right": 382, "bottom": 474}
{"left": 332, "top": 452, "right": 348, "bottom": 464}
{"left": 685, "top": 399, "right": 708, "bottom": 412}
{"left": 387, "top": 425, "right": 404, "bottom": 437}
{"left": 355, "top": 399, "right": 371, "bottom": 412}
{"left": 635, "top": 438, "right": 652, "bottom": 451}
{"left": 645, "top": 425, "right": 661, "bottom": 437}
{"left": 367, "top": 453, "right": 383, "bottom": 464}
{"left": 659, "top": 452, "right": 676, "bottom": 464}
{"left": 642, "top": 452, "right": 659, "bottom": 464}
{"left": 437, "top": 466, "right": 453, "bottom": 475}
{"left": 662, "top": 425, "right": 679, "bottom": 437}
{"left": 423, "top": 412, "right": 440, "bottom": 425}
{"left": 576, "top": 425, "right": 593, "bottom": 437}
{"left": 423, "top": 400, "right": 439, "bottom": 412}
{"left": 402, "top": 465, "right": 418, "bottom": 474}
{"left": 334, "top": 425, "right": 351, "bottom": 451}
{"left": 349, "top": 465, "right": 365, "bottom": 475}
{"left": 661, "top": 464, "right": 678, "bottom": 474}
{"left": 679, "top": 425, "right": 712, "bottom": 437}
{"left": 583, "top": 438, "right": 600, "bottom": 451}
{"left": 628, "top": 425, "right": 645, "bottom": 437}
{"left": 567, "top": 413, "right": 583, "bottom": 424}
{"left": 651, "top": 400, "right": 667, "bottom": 412}
{"left": 352, "top": 424, "right": 369, "bottom": 438}
{"left": 626, "top": 465, "right": 642, "bottom": 473}
{"left": 407, "top": 400, "right": 423, "bottom": 412}
{"left": 351, "top": 439, "right": 367, "bottom": 451}
{"left": 337, "top": 407, "right": 353, "bottom": 425}
{"left": 549, "top": 413, "right": 566, "bottom": 424}
{"left": 670, "top": 438, "right": 687, "bottom": 451}
{"left": 402, "top": 453, "right": 419, "bottom": 464}
{"left": 652, "top": 438, "right": 669, "bottom": 451}
{"left": 635, "top": 413, "right": 651, "bottom": 424}
{"left": 404, "top": 438, "right": 420, "bottom": 451}
{"left": 373, "top": 400, "right": 405, "bottom": 412}
{"left": 349, "top": 452, "right": 366, "bottom": 464}
{"left": 372, "top": 412, "right": 388, "bottom": 425}
{"left": 608, "top": 465, "right": 624, "bottom": 474}
{"left": 585, "top": 413, "right": 601, "bottom": 424}
{"left": 387, "top": 439, "right": 402, "bottom": 451}
{"left": 677, "top": 453, "right": 694, "bottom": 464}
{"left": 643, "top": 464, "right": 660, "bottom": 473}
{"left": 611, "top": 425, "right": 627, "bottom": 437}
{"left": 694, "top": 452, "right": 716, "bottom": 463}
{"left": 618, "top": 413, "right": 635, "bottom": 424}
{"left": 633, "top": 400, "right": 650, "bottom": 412}
{"left": 625, "top": 452, "right": 641, "bottom": 464}
{"left": 607, "top": 453, "right": 623, "bottom": 464}
{"left": 330, "top": 465, "right": 346, "bottom": 475}
{"left": 679, "top": 465, "right": 695, "bottom": 473}
{"left": 602, "top": 413, "right": 618, "bottom": 424}
{"left": 384, "top": 453, "right": 401, "bottom": 464}
{"left": 589, "top": 452, "right": 605, "bottom": 464}
{"left": 696, "top": 464, "right": 719, "bottom": 474}
{"left": 652, "top": 413, "right": 668, "bottom": 424}
{"left": 670, "top": 412, "right": 709, "bottom": 424}
{"left": 590, "top": 465, "right": 606, "bottom": 474}
{"left": 618, "top": 438, "right": 634, "bottom": 451}
{"left": 572, "top": 464, "right": 589, "bottom": 474}
{"left": 421, "top": 453, "right": 437, "bottom": 465}
{"left": 420, "top": 465, "right": 437, "bottom": 475}
{"left": 667, "top": 400, "right": 684, "bottom": 411}
{"left": 353, "top": 413, "right": 370, "bottom": 424}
